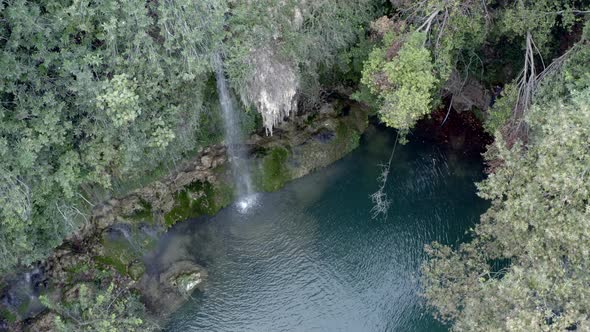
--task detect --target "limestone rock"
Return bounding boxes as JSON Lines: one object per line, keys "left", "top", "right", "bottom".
{"left": 200, "top": 155, "right": 213, "bottom": 168}
{"left": 240, "top": 47, "right": 299, "bottom": 135}
{"left": 169, "top": 271, "right": 204, "bottom": 295}
{"left": 139, "top": 260, "right": 207, "bottom": 318}
{"left": 25, "top": 311, "right": 58, "bottom": 332}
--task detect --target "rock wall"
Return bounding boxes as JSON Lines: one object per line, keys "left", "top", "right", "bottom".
{"left": 250, "top": 99, "right": 369, "bottom": 190}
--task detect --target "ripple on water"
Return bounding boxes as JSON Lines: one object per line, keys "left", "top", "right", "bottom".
{"left": 154, "top": 128, "right": 488, "bottom": 332}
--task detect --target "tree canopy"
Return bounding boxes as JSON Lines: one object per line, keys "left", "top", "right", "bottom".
{"left": 40, "top": 283, "right": 156, "bottom": 331}
{"left": 422, "top": 30, "right": 590, "bottom": 331}
{"left": 355, "top": 0, "right": 589, "bottom": 138}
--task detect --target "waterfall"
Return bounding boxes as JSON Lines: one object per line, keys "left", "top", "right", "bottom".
{"left": 212, "top": 54, "right": 257, "bottom": 212}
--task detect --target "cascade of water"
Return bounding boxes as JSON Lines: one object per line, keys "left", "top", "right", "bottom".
{"left": 212, "top": 54, "right": 257, "bottom": 213}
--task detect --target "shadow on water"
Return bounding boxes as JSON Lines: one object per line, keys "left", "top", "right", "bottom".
{"left": 145, "top": 125, "right": 488, "bottom": 332}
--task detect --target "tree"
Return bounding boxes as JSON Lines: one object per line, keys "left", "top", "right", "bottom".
{"left": 40, "top": 283, "right": 157, "bottom": 332}
{"left": 422, "top": 41, "right": 590, "bottom": 331}
{"left": 354, "top": 0, "right": 488, "bottom": 135}
{"left": 359, "top": 31, "right": 438, "bottom": 133}
{"left": 356, "top": 0, "right": 588, "bottom": 137}
{"left": 0, "top": 0, "right": 216, "bottom": 271}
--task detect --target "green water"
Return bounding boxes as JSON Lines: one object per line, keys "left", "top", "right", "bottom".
{"left": 155, "top": 126, "right": 488, "bottom": 331}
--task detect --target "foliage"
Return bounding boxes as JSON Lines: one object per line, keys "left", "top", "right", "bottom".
{"left": 0, "top": 0, "right": 381, "bottom": 273}
{"left": 323, "top": 28, "right": 377, "bottom": 87}
{"left": 494, "top": 0, "right": 581, "bottom": 54}
{"left": 40, "top": 283, "right": 156, "bottom": 332}
{"left": 535, "top": 41, "right": 590, "bottom": 107}
{"left": 0, "top": 0, "right": 223, "bottom": 272}
{"left": 484, "top": 84, "right": 517, "bottom": 134}
{"left": 354, "top": 0, "right": 488, "bottom": 134}
{"left": 225, "top": 0, "right": 384, "bottom": 109}
{"left": 422, "top": 46, "right": 590, "bottom": 330}
{"left": 356, "top": 0, "right": 588, "bottom": 135}
{"left": 358, "top": 32, "right": 438, "bottom": 133}
{"left": 96, "top": 74, "right": 142, "bottom": 128}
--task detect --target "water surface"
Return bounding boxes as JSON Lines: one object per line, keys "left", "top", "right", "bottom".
{"left": 154, "top": 126, "right": 488, "bottom": 331}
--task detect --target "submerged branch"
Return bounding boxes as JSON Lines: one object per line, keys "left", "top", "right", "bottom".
{"left": 370, "top": 132, "right": 399, "bottom": 219}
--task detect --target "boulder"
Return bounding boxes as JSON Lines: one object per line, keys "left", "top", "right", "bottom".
{"left": 200, "top": 155, "right": 213, "bottom": 169}
{"left": 139, "top": 260, "right": 207, "bottom": 318}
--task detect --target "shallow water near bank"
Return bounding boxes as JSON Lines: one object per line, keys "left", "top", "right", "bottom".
{"left": 149, "top": 126, "right": 488, "bottom": 332}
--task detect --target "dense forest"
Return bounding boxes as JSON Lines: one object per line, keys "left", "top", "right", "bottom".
{"left": 1, "top": 0, "right": 589, "bottom": 330}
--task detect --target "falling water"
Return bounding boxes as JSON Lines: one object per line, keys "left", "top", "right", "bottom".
{"left": 212, "top": 54, "right": 257, "bottom": 212}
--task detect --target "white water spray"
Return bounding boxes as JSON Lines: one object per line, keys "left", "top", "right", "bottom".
{"left": 213, "top": 54, "right": 258, "bottom": 213}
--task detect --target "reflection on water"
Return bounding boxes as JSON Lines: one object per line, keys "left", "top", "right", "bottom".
{"left": 151, "top": 126, "right": 488, "bottom": 332}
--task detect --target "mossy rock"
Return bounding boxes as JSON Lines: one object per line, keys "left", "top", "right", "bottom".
{"left": 91, "top": 223, "right": 160, "bottom": 282}
{"left": 128, "top": 261, "right": 146, "bottom": 281}
{"left": 334, "top": 121, "right": 361, "bottom": 154}
{"left": 94, "top": 232, "right": 141, "bottom": 276}
{"left": 164, "top": 180, "right": 233, "bottom": 227}
{"left": 94, "top": 255, "right": 128, "bottom": 276}
{"left": 126, "top": 199, "right": 154, "bottom": 224}
{"left": 170, "top": 272, "right": 204, "bottom": 296}
{"left": 63, "top": 261, "right": 92, "bottom": 285}
{"left": 254, "top": 147, "right": 292, "bottom": 192}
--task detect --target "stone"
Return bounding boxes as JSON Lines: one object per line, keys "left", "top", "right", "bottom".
{"left": 128, "top": 261, "right": 146, "bottom": 281}
{"left": 446, "top": 71, "right": 491, "bottom": 112}
{"left": 240, "top": 46, "right": 299, "bottom": 135}
{"left": 26, "top": 311, "right": 58, "bottom": 332}
{"left": 318, "top": 103, "right": 335, "bottom": 115}
{"left": 312, "top": 128, "right": 336, "bottom": 143}
{"left": 200, "top": 155, "right": 213, "bottom": 168}
{"left": 250, "top": 133, "right": 263, "bottom": 143}
{"left": 139, "top": 260, "right": 207, "bottom": 318}
{"left": 170, "top": 271, "right": 203, "bottom": 295}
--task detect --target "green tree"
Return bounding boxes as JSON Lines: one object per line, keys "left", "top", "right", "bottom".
{"left": 358, "top": 31, "right": 438, "bottom": 133}
{"left": 422, "top": 44, "right": 590, "bottom": 331}
{"left": 356, "top": 0, "right": 587, "bottom": 136}
{"left": 41, "top": 283, "right": 157, "bottom": 332}
{"left": 354, "top": 0, "right": 488, "bottom": 134}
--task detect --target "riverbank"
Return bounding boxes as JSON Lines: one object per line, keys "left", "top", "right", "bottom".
{"left": 1, "top": 98, "right": 371, "bottom": 331}
{"left": 1, "top": 94, "right": 493, "bottom": 331}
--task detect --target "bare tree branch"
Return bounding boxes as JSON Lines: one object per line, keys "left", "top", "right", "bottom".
{"left": 370, "top": 132, "right": 400, "bottom": 219}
